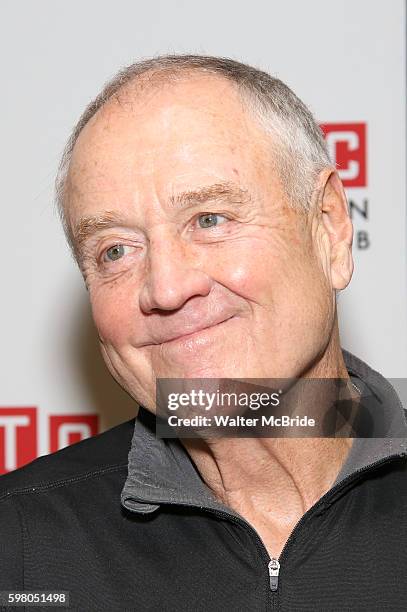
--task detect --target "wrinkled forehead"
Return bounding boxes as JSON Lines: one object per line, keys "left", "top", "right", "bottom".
{"left": 65, "top": 74, "right": 279, "bottom": 225}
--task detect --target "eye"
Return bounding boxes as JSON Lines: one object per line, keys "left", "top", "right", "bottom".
{"left": 197, "top": 213, "right": 228, "bottom": 229}
{"left": 103, "top": 244, "right": 132, "bottom": 262}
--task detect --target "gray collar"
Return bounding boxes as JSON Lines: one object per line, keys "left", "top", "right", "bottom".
{"left": 121, "top": 350, "right": 407, "bottom": 516}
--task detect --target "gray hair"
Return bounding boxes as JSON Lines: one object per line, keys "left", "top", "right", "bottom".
{"left": 55, "top": 54, "right": 332, "bottom": 256}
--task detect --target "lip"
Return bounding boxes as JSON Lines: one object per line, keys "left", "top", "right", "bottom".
{"left": 162, "top": 315, "right": 236, "bottom": 345}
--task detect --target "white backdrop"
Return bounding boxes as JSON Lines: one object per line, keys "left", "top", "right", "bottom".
{"left": 1, "top": 0, "right": 406, "bottom": 471}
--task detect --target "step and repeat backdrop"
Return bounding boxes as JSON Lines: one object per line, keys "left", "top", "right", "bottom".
{"left": 1, "top": 0, "right": 406, "bottom": 473}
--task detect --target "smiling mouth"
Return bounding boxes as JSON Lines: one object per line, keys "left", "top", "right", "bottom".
{"left": 162, "top": 315, "right": 236, "bottom": 345}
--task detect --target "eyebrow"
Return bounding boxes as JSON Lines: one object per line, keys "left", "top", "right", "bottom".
{"left": 169, "top": 182, "right": 250, "bottom": 209}
{"left": 73, "top": 181, "right": 250, "bottom": 255}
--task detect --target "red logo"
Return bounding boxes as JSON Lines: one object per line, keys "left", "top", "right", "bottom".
{"left": 49, "top": 414, "right": 99, "bottom": 453}
{"left": 0, "top": 407, "right": 37, "bottom": 475}
{"left": 321, "top": 123, "right": 367, "bottom": 187}
{"left": 0, "top": 408, "right": 100, "bottom": 474}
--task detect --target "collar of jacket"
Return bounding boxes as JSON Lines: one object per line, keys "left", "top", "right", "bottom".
{"left": 121, "top": 350, "right": 407, "bottom": 516}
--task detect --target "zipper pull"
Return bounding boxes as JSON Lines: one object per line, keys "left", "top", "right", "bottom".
{"left": 268, "top": 557, "right": 280, "bottom": 591}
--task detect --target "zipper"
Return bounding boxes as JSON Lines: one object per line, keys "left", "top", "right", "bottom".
{"left": 195, "top": 453, "right": 406, "bottom": 596}
{"left": 268, "top": 557, "right": 280, "bottom": 591}
{"left": 126, "top": 451, "right": 406, "bottom": 602}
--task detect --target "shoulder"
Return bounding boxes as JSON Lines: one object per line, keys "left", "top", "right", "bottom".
{"left": 0, "top": 417, "right": 135, "bottom": 589}
{"left": 0, "top": 417, "right": 135, "bottom": 500}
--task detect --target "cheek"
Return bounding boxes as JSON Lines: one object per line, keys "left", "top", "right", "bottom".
{"left": 215, "top": 234, "right": 330, "bottom": 319}
{"left": 208, "top": 238, "right": 278, "bottom": 299}
{"left": 225, "top": 258, "right": 266, "bottom": 298}
{"left": 211, "top": 239, "right": 298, "bottom": 303}
{"left": 89, "top": 282, "right": 138, "bottom": 347}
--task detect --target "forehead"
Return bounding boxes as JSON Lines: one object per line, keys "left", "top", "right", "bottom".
{"left": 66, "top": 74, "right": 276, "bottom": 222}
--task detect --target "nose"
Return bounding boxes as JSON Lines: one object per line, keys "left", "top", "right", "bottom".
{"left": 139, "top": 230, "right": 212, "bottom": 312}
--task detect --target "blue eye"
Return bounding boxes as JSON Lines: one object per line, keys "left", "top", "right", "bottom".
{"left": 198, "top": 213, "right": 227, "bottom": 228}
{"left": 104, "top": 244, "right": 126, "bottom": 262}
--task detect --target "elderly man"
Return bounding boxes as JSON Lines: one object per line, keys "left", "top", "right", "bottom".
{"left": 1, "top": 55, "right": 407, "bottom": 611}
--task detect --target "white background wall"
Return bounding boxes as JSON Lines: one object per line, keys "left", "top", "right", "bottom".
{"left": 1, "top": 0, "right": 406, "bottom": 461}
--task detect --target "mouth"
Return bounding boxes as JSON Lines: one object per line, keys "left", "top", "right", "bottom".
{"left": 162, "top": 315, "right": 236, "bottom": 345}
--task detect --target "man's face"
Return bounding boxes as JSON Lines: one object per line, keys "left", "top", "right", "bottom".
{"left": 66, "top": 74, "right": 335, "bottom": 412}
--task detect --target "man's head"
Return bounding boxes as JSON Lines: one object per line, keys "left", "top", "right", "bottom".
{"left": 56, "top": 55, "right": 353, "bottom": 412}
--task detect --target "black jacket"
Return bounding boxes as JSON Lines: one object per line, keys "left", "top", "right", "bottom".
{"left": 1, "top": 350, "right": 407, "bottom": 612}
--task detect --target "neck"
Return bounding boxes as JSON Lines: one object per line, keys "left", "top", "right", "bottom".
{"left": 179, "top": 330, "right": 356, "bottom": 555}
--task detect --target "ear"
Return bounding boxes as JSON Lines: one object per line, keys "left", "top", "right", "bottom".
{"left": 318, "top": 169, "right": 354, "bottom": 290}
